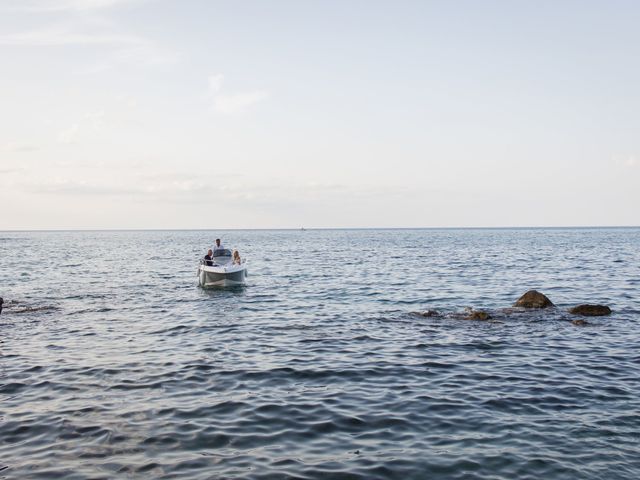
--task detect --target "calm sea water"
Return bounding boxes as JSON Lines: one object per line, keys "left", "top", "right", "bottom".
{"left": 1, "top": 228, "right": 639, "bottom": 479}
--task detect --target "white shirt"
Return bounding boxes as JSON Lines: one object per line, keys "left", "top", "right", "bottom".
{"left": 213, "top": 243, "right": 225, "bottom": 252}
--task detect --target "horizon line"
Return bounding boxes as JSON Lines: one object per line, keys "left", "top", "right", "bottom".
{"left": 1, "top": 225, "right": 639, "bottom": 233}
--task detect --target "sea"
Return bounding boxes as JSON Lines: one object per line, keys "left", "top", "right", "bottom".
{"left": 1, "top": 228, "right": 639, "bottom": 479}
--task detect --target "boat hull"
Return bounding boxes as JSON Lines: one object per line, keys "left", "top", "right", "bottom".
{"left": 198, "top": 264, "right": 247, "bottom": 287}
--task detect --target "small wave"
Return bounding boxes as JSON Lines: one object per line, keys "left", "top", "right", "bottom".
{"left": 5, "top": 305, "right": 59, "bottom": 314}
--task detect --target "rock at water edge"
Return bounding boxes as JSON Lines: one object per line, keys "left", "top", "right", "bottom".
{"left": 464, "top": 310, "right": 492, "bottom": 321}
{"left": 513, "top": 290, "right": 554, "bottom": 309}
{"left": 569, "top": 305, "right": 612, "bottom": 316}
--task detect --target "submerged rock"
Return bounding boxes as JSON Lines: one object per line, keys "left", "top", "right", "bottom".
{"left": 513, "top": 290, "right": 554, "bottom": 309}
{"left": 464, "top": 310, "right": 492, "bottom": 321}
{"left": 458, "top": 307, "right": 492, "bottom": 321}
{"left": 569, "top": 305, "right": 612, "bottom": 316}
{"left": 572, "top": 319, "right": 589, "bottom": 326}
{"left": 416, "top": 310, "right": 441, "bottom": 318}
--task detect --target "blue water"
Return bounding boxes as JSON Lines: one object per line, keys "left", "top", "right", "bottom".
{"left": 1, "top": 228, "right": 639, "bottom": 479}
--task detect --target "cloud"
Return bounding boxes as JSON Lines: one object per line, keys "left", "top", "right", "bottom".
{"left": 114, "top": 94, "right": 139, "bottom": 108}
{"left": 83, "top": 43, "right": 179, "bottom": 72}
{"left": 0, "top": 27, "right": 146, "bottom": 46}
{"left": 1, "top": 142, "right": 40, "bottom": 152}
{"left": 0, "top": 167, "right": 23, "bottom": 174}
{"left": 57, "top": 124, "right": 80, "bottom": 144}
{"left": 1, "top": 0, "right": 145, "bottom": 13}
{"left": 28, "top": 179, "right": 136, "bottom": 195}
{"left": 25, "top": 175, "right": 211, "bottom": 198}
{"left": 207, "top": 73, "right": 269, "bottom": 114}
{"left": 214, "top": 92, "right": 269, "bottom": 114}
{"left": 21, "top": 174, "right": 405, "bottom": 211}
{"left": 613, "top": 154, "right": 639, "bottom": 169}
{"left": 55, "top": 111, "right": 105, "bottom": 144}
{"left": 0, "top": 22, "right": 178, "bottom": 71}
{"left": 208, "top": 74, "right": 224, "bottom": 94}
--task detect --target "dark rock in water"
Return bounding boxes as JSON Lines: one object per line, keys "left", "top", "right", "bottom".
{"left": 569, "top": 304, "right": 612, "bottom": 316}
{"left": 572, "top": 319, "right": 589, "bottom": 326}
{"left": 417, "top": 310, "right": 440, "bottom": 318}
{"left": 0, "top": 297, "right": 3, "bottom": 315}
{"left": 513, "top": 290, "right": 554, "bottom": 308}
{"left": 464, "top": 310, "right": 492, "bottom": 321}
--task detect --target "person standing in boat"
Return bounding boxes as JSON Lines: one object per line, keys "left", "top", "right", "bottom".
{"left": 213, "top": 238, "right": 225, "bottom": 253}
{"left": 204, "top": 249, "right": 213, "bottom": 266}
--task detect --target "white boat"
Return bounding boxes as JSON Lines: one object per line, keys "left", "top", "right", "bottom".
{"left": 198, "top": 249, "right": 247, "bottom": 287}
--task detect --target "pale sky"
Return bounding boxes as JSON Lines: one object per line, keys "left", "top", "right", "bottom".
{"left": 1, "top": 0, "right": 638, "bottom": 229}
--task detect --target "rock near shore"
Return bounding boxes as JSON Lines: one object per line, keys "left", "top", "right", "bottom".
{"left": 513, "top": 290, "right": 554, "bottom": 309}
{"left": 464, "top": 310, "right": 492, "bottom": 321}
{"left": 569, "top": 304, "right": 612, "bottom": 316}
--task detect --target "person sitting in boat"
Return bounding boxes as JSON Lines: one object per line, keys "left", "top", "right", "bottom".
{"left": 204, "top": 249, "right": 213, "bottom": 266}
{"left": 232, "top": 249, "right": 242, "bottom": 265}
{"left": 213, "top": 238, "right": 225, "bottom": 253}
